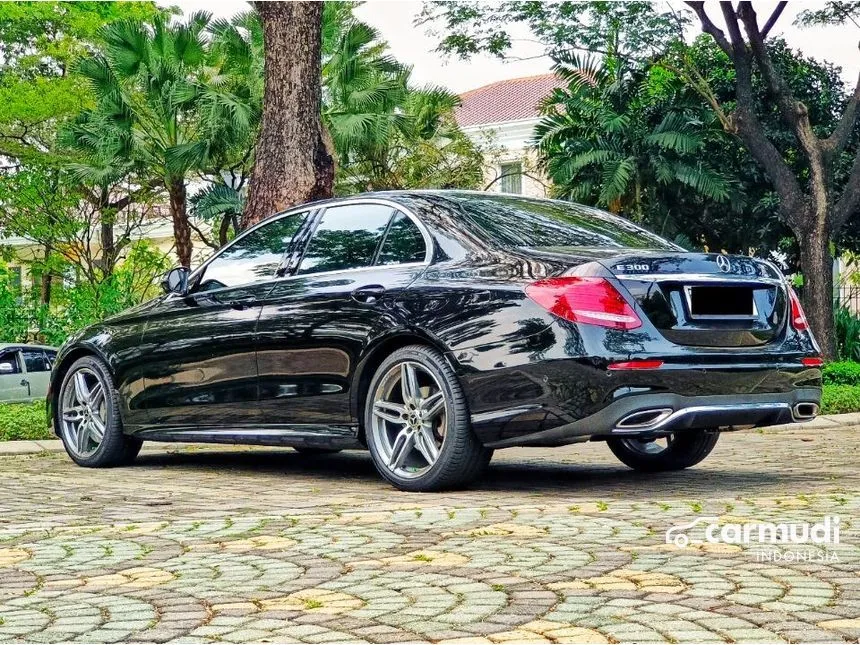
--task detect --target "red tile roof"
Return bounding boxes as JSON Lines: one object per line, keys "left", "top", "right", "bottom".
{"left": 455, "top": 74, "right": 565, "bottom": 128}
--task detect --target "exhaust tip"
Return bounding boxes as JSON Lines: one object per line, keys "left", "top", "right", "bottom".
{"left": 615, "top": 408, "right": 673, "bottom": 430}
{"left": 792, "top": 402, "right": 819, "bottom": 421}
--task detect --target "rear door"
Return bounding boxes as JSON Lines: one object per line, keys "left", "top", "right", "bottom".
{"left": 256, "top": 203, "right": 430, "bottom": 428}
{"left": 138, "top": 210, "right": 312, "bottom": 429}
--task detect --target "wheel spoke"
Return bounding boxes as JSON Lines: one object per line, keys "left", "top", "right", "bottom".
{"left": 73, "top": 372, "right": 91, "bottom": 404}
{"left": 421, "top": 391, "right": 445, "bottom": 419}
{"left": 414, "top": 426, "right": 440, "bottom": 465}
{"left": 63, "top": 406, "right": 85, "bottom": 423}
{"left": 89, "top": 383, "right": 104, "bottom": 410}
{"left": 76, "top": 422, "right": 91, "bottom": 453}
{"left": 400, "top": 363, "right": 420, "bottom": 402}
{"left": 373, "top": 400, "right": 407, "bottom": 424}
{"left": 89, "top": 415, "right": 106, "bottom": 442}
{"left": 388, "top": 428, "right": 415, "bottom": 470}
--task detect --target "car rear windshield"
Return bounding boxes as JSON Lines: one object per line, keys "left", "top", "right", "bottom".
{"left": 451, "top": 193, "right": 678, "bottom": 251}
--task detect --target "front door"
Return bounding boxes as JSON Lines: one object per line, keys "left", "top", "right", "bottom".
{"left": 0, "top": 349, "right": 28, "bottom": 403}
{"left": 256, "top": 204, "right": 430, "bottom": 428}
{"left": 137, "top": 210, "right": 311, "bottom": 431}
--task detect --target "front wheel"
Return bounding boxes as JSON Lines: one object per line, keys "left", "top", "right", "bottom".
{"left": 607, "top": 430, "right": 719, "bottom": 472}
{"left": 364, "top": 345, "right": 491, "bottom": 492}
{"left": 57, "top": 356, "right": 142, "bottom": 467}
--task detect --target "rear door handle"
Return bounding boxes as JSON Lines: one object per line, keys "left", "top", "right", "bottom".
{"left": 229, "top": 302, "right": 249, "bottom": 311}
{"left": 351, "top": 285, "right": 386, "bottom": 304}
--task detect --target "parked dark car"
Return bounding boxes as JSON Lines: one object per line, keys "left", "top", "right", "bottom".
{"left": 48, "top": 191, "right": 822, "bottom": 491}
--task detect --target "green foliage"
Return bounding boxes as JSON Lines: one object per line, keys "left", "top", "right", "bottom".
{"left": 323, "top": 10, "right": 484, "bottom": 193}
{"left": 823, "top": 361, "right": 860, "bottom": 386}
{"left": 834, "top": 304, "right": 860, "bottom": 362}
{"left": 0, "top": 401, "right": 51, "bottom": 441}
{"left": 821, "top": 384, "right": 860, "bottom": 414}
{"left": 0, "top": 2, "right": 162, "bottom": 162}
{"left": 0, "top": 241, "right": 169, "bottom": 346}
{"left": 420, "top": 1, "right": 685, "bottom": 63}
{"left": 535, "top": 53, "right": 728, "bottom": 226}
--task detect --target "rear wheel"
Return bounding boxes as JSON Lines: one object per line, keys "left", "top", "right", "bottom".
{"left": 607, "top": 430, "right": 719, "bottom": 472}
{"left": 57, "top": 356, "right": 142, "bottom": 467}
{"left": 364, "top": 345, "right": 491, "bottom": 492}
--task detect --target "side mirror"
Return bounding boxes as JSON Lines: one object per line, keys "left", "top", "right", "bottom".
{"left": 162, "top": 266, "right": 191, "bottom": 296}
{"left": 0, "top": 362, "right": 13, "bottom": 374}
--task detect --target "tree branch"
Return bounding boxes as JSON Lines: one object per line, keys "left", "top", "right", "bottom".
{"left": 835, "top": 150, "right": 860, "bottom": 228}
{"left": 760, "top": 1, "right": 787, "bottom": 38}
{"left": 824, "top": 70, "right": 860, "bottom": 162}
{"left": 685, "top": 2, "right": 733, "bottom": 55}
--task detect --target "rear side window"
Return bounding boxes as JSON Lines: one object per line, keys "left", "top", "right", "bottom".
{"left": 376, "top": 212, "right": 426, "bottom": 265}
{"left": 298, "top": 204, "right": 393, "bottom": 275}
{"left": 22, "top": 350, "right": 50, "bottom": 372}
{"left": 454, "top": 194, "right": 677, "bottom": 251}
{"left": 198, "top": 211, "right": 308, "bottom": 291}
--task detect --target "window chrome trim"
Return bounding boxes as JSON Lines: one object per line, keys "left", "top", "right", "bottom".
{"left": 174, "top": 197, "right": 433, "bottom": 299}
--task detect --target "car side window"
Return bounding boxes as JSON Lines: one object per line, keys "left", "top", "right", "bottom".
{"left": 0, "top": 350, "right": 21, "bottom": 375}
{"left": 197, "top": 211, "right": 309, "bottom": 292}
{"left": 376, "top": 211, "right": 426, "bottom": 265}
{"left": 298, "top": 204, "right": 393, "bottom": 275}
{"left": 22, "top": 350, "right": 51, "bottom": 373}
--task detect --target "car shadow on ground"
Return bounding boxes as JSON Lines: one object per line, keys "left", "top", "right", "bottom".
{"left": 132, "top": 448, "right": 814, "bottom": 500}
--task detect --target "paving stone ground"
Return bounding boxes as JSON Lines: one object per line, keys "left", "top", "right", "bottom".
{"left": 0, "top": 423, "right": 857, "bottom": 644}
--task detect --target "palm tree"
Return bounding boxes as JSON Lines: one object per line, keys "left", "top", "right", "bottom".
{"left": 322, "top": 15, "right": 483, "bottom": 193}
{"left": 68, "top": 12, "right": 253, "bottom": 266}
{"left": 535, "top": 53, "right": 729, "bottom": 227}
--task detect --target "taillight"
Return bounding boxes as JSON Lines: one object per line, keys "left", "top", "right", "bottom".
{"left": 788, "top": 287, "right": 808, "bottom": 331}
{"left": 801, "top": 357, "right": 823, "bottom": 367}
{"left": 608, "top": 360, "right": 664, "bottom": 370}
{"left": 525, "top": 277, "right": 642, "bottom": 330}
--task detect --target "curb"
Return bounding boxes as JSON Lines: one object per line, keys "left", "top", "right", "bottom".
{"left": 2, "top": 412, "right": 858, "bottom": 457}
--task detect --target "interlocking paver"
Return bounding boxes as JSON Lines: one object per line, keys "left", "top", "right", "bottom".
{"left": 0, "top": 425, "right": 857, "bottom": 643}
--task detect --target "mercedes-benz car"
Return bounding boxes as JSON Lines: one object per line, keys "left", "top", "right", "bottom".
{"left": 47, "top": 191, "right": 822, "bottom": 491}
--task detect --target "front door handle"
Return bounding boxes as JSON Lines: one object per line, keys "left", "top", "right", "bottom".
{"left": 351, "top": 285, "right": 386, "bottom": 304}
{"left": 229, "top": 302, "right": 249, "bottom": 311}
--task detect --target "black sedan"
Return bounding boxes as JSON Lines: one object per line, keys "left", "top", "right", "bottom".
{"left": 48, "top": 191, "right": 822, "bottom": 491}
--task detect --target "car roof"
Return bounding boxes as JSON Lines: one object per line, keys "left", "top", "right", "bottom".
{"left": 0, "top": 343, "right": 57, "bottom": 352}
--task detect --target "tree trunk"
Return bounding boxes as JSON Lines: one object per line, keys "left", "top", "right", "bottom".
{"left": 243, "top": 1, "right": 333, "bottom": 228}
{"left": 100, "top": 215, "right": 115, "bottom": 275}
{"left": 168, "top": 179, "right": 192, "bottom": 267}
{"left": 798, "top": 219, "right": 835, "bottom": 360}
{"left": 40, "top": 244, "right": 52, "bottom": 306}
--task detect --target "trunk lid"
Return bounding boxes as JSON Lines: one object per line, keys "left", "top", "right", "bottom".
{"left": 600, "top": 252, "right": 787, "bottom": 347}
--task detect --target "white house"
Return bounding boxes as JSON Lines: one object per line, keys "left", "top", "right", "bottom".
{"left": 455, "top": 74, "right": 564, "bottom": 198}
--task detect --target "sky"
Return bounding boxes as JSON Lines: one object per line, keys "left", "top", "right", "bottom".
{"left": 172, "top": 0, "right": 859, "bottom": 93}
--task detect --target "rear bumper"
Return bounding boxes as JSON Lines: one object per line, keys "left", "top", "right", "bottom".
{"left": 480, "top": 388, "right": 820, "bottom": 448}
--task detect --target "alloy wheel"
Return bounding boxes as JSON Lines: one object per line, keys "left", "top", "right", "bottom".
{"left": 60, "top": 367, "right": 108, "bottom": 459}
{"left": 369, "top": 361, "right": 448, "bottom": 479}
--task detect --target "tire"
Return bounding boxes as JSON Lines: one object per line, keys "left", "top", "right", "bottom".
{"left": 57, "top": 355, "right": 142, "bottom": 468}
{"left": 607, "top": 430, "right": 719, "bottom": 472}
{"left": 364, "top": 344, "right": 491, "bottom": 492}
{"left": 294, "top": 447, "right": 342, "bottom": 455}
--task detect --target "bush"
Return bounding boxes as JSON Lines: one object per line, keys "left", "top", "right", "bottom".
{"left": 821, "top": 384, "right": 860, "bottom": 415}
{"left": 0, "top": 401, "right": 52, "bottom": 441}
{"left": 834, "top": 303, "right": 860, "bottom": 362}
{"left": 822, "top": 361, "right": 860, "bottom": 386}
